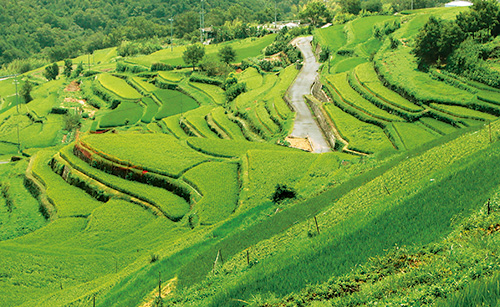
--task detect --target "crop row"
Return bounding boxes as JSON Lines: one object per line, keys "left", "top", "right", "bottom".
{"left": 79, "top": 133, "right": 211, "bottom": 178}
{"left": 58, "top": 146, "right": 190, "bottom": 221}
{"left": 325, "top": 73, "right": 403, "bottom": 122}
{"left": 30, "top": 150, "right": 103, "bottom": 218}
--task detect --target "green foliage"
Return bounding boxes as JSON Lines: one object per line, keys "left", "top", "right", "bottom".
{"left": 183, "top": 44, "right": 206, "bottom": 71}
{"left": 218, "top": 45, "right": 236, "bottom": 64}
{"left": 20, "top": 80, "right": 33, "bottom": 103}
{"left": 271, "top": 184, "right": 297, "bottom": 203}
{"left": 183, "top": 162, "right": 239, "bottom": 225}
{"left": 151, "top": 62, "right": 174, "bottom": 71}
{"left": 199, "top": 56, "right": 232, "bottom": 77}
{"left": 97, "top": 74, "right": 142, "bottom": 100}
{"left": 81, "top": 133, "right": 210, "bottom": 178}
{"left": 324, "top": 103, "right": 394, "bottom": 153}
{"left": 63, "top": 112, "right": 81, "bottom": 131}
{"left": 73, "top": 62, "right": 84, "bottom": 77}
{"left": 299, "top": 1, "right": 331, "bottom": 26}
{"left": 43, "top": 63, "right": 59, "bottom": 81}
{"left": 63, "top": 59, "right": 73, "bottom": 77}
{"left": 340, "top": 0, "right": 362, "bottom": 15}
{"left": 189, "top": 74, "right": 223, "bottom": 87}
{"left": 117, "top": 40, "right": 162, "bottom": 57}
{"left": 153, "top": 89, "right": 198, "bottom": 120}
{"left": 59, "top": 146, "right": 190, "bottom": 221}
{"left": 99, "top": 102, "right": 144, "bottom": 128}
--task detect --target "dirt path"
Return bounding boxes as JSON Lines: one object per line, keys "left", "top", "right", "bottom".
{"left": 288, "top": 36, "right": 331, "bottom": 153}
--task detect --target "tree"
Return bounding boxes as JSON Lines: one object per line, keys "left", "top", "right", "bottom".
{"left": 412, "top": 16, "right": 443, "bottom": 67}
{"left": 43, "top": 63, "right": 59, "bottom": 80}
{"left": 299, "top": 1, "right": 330, "bottom": 26}
{"left": 339, "top": 0, "right": 362, "bottom": 15}
{"left": 218, "top": 45, "right": 236, "bottom": 64}
{"left": 20, "top": 80, "right": 33, "bottom": 103}
{"left": 73, "top": 62, "right": 84, "bottom": 77}
{"left": 63, "top": 112, "right": 81, "bottom": 131}
{"left": 63, "top": 59, "right": 73, "bottom": 78}
{"left": 183, "top": 44, "right": 206, "bottom": 71}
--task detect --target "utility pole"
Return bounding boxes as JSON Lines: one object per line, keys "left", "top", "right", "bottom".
{"left": 275, "top": 0, "right": 277, "bottom": 31}
{"left": 169, "top": 17, "right": 174, "bottom": 52}
{"left": 200, "top": 0, "right": 205, "bottom": 44}
{"left": 13, "top": 76, "right": 20, "bottom": 154}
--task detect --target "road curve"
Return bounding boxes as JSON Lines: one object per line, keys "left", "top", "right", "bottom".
{"left": 288, "top": 36, "right": 331, "bottom": 153}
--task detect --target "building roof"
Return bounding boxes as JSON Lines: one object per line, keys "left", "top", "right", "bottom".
{"left": 444, "top": 1, "right": 473, "bottom": 7}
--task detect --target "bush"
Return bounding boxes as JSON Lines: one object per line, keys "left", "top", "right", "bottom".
{"left": 151, "top": 62, "right": 174, "bottom": 71}
{"left": 271, "top": 184, "right": 297, "bottom": 203}
{"left": 225, "top": 82, "right": 247, "bottom": 101}
{"left": 189, "top": 73, "right": 223, "bottom": 86}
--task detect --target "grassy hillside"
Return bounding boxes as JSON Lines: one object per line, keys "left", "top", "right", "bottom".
{"left": 1, "top": 4, "right": 500, "bottom": 307}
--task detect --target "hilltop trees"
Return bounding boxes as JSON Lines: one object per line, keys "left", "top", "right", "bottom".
{"left": 183, "top": 44, "right": 206, "bottom": 71}
{"left": 299, "top": 1, "right": 331, "bottom": 26}
{"left": 413, "top": 0, "right": 500, "bottom": 68}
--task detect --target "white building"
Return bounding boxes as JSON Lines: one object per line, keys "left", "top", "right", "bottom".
{"left": 444, "top": 1, "right": 473, "bottom": 7}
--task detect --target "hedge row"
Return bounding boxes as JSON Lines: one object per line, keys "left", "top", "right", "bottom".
{"left": 189, "top": 74, "right": 223, "bottom": 87}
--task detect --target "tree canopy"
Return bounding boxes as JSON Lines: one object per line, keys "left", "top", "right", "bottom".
{"left": 183, "top": 44, "right": 206, "bottom": 71}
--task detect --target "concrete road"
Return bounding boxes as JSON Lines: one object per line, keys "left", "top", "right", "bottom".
{"left": 288, "top": 36, "right": 331, "bottom": 153}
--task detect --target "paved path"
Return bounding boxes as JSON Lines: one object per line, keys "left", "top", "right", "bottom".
{"left": 288, "top": 36, "right": 331, "bottom": 153}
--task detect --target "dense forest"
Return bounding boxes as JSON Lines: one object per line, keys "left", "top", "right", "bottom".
{"left": 0, "top": 0, "right": 305, "bottom": 68}
{"left": 0, "top": 0, "right": 450, "bottom": 73}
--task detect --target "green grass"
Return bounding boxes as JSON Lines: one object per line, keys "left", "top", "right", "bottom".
{"left": 97, "top": 74, "right": 142, "bottom": 100}
{"left": 183, "top": 105, "right": 220, "bottom": 138}
{"left": 333, "top": 56, "right": 368, "bottom": 74}
{"left": 186, "top": 138, "right": 296, "bottom": 158}
{"left": 210, "top": 107, "right": 246, "bottom": 140}
{"left": 131, "top": 77, "right": 159, "bottom": 92}
{"left": 241, "top": 149, "right": 317, "bottom": 210}
{"left": 183, "top": 162, "right": 239, "bottom": 225}
{"left": 325, "top": 73, "right": 403, "bottom": 122}
{"left": 59, "top": 145, "right": 190, "bottom": 221}
{"left": 354, "top": 62, "right": 423, "bottom": 112}
{"left": 202, "top": 130, "right": 500, "bottom": 307}
{"left": 161, "top": 114, "right": 190, "bottom": 139}
{"left": 0, "top": 161, "right": 47, "bottom": 241}
{"left": 153, "top": 89, "right": 198, "bottom": 120}
{"left": 128, "top": 34, "right": 276, "bottom": 67}
{"left": 324, "top": 103, "right": 394, "bottom": 153}
{"left": 429, "top": 103, "right": 497, "bottom": 121}
{"left": 31, "top": 149, "right": 103, "bottom": 218}
{"left": 420, "top": 117, "right": 457, "bottom": 135}
{"left": 189, "top": 82, "right": 226, "bottom": 105}
{"left": 81, "top": 133, "right": 211, "bottom": 178}
{"left": 238, "top": 67, "right": 263, "bottom": 91}
{"left": 392, "top": 122, "right": 437, "bottom": 150}
{"left": 140, "top": 97, "right": 159, "bottom": 123}
{"left": 158, "top": 71, "right": 183, "bottom": 83}
{"left": 177, "top": 79, "right": 215, "bottom": 106}
{"left": 314, "top": 24, "right": 347, "bottom": 52}
{"left": 99, "top": 102, "right": 144, "bottom": 128}
{"left": 347, "top": 16, "right": 397, "bottom": 47}
{"left": 375, "top": 34, "right": 474, "bottom": 108}
{"left": 437, "top": 272, "right": 500, "bottom": 307}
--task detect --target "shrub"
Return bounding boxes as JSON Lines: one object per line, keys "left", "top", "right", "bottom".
{"left": 225, "top": 82, "right": 246, "bottom": 101}
{"left": 271, "top": 184, "right": 297, "bottom": 203}
{"left": 151, "top": 62, "right": 174, "bottom": 71}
